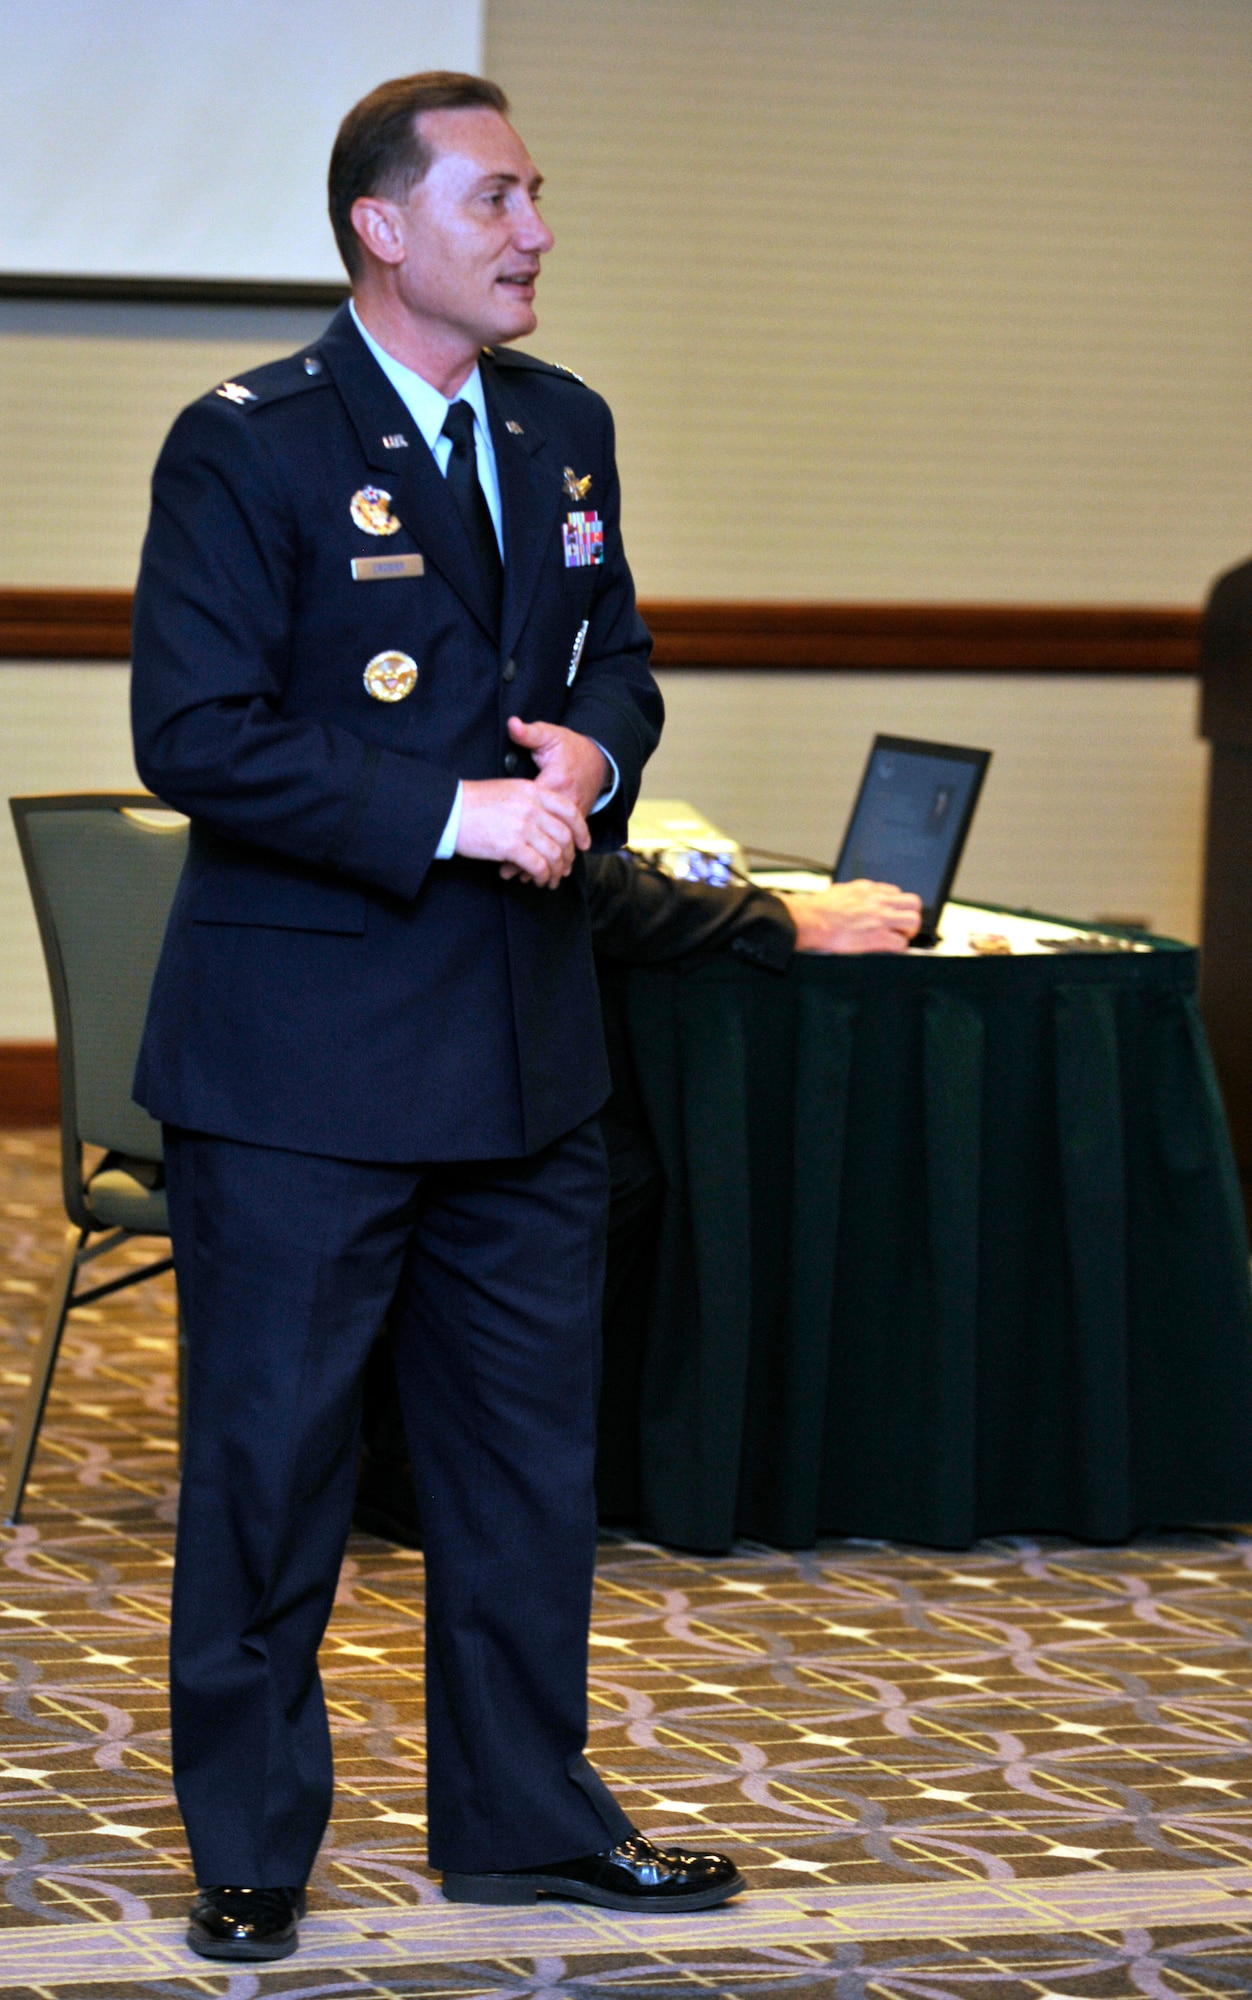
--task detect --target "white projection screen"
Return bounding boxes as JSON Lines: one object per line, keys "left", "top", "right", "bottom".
{"left": 0, "top": 0, "right": 485, "bottom": 290}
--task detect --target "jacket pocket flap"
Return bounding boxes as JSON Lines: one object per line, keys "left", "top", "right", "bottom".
{"left": 189, "top": 842, "right": 366, "bottom": 935}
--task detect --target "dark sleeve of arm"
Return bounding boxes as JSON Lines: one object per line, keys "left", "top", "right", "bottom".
{"left": 559, "top": 403, "right": 663, "bottom": 848}
{"left": 1201, "top": 557, "right": 1252, "bottom": 746}
{"left": 586, "top": 853, "right": 796, "bottom": 971}
{"left": 130, "top": 403, "right": 458, "bottom": 901}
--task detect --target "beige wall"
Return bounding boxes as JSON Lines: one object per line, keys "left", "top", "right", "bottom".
{"left": 0, "top": 302, "right": 334, "bottom": 588}
{"left": 490, "top": 0, "right": 1252, "bottom": 602}
{"left": 1, "top": 0, "right": 1243, "bottom": 1033}
{"left": 0, "top": 668, "right": 139, "bottom": 1039}
{"left": 2, "top": 0, "right": 1247, "bottom": 597}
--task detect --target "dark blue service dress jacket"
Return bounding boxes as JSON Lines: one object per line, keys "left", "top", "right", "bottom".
{"left": 130, "top": 305, "right": 662, "bottom": 1163}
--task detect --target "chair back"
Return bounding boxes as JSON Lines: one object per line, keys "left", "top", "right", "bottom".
{"left": 10, "top": 795, "right": 188, "bottom": 1223}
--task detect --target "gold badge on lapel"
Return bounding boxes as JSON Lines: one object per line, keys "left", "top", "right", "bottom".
{"left": 363, "top": 650, "right": 418, "bottom": 702}
{"left": 562, "top": 466, "right": 592, "bottom": 502}
{"left": 350, "top": 486, "right": 402, "bottom": 537}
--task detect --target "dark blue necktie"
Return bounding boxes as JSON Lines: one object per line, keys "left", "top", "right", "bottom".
{"left": 440, "top": 400, "right": 503, "bottom": 624}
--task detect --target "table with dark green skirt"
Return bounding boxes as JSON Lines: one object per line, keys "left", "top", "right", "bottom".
{"left": 598, "top": 913, "right": 1252, "bottom": 1552}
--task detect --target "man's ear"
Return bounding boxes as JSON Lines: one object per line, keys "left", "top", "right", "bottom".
{"left": 350, "top": 196, "right": 406, "bottom": 269}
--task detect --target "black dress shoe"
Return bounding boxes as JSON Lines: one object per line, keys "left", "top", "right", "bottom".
{"left": 186, "top": 1885, "right": 307, "bottom": 1960}
{"left": 443, "top": 1833, "right": 744, "bottom": 1910}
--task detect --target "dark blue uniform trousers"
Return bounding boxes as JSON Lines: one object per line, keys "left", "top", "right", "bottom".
{"left": 163, "top": 1119, "right": 632, "bottom": 1889}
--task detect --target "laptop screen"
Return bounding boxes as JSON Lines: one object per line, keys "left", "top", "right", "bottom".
{"left": 833, "top": 735, "right": 990, "bottom": 930}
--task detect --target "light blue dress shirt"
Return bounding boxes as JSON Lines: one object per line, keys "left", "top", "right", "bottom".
{"left": 351, "top": 302, "right": 503, "bottom": 557}
{"left": 349, "top": 304, "right": 616, "bottom": 860}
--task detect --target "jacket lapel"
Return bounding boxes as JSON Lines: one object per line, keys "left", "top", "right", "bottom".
{"left": 319, "top": 307, "right": 498, "bottom": 641}
{"left": 483, "top": 359, "right": 564, "bottom": 661}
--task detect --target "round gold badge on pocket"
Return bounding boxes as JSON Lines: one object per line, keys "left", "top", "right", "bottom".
{"left": 363, "top": 650, "right": 418, "bottom": 702}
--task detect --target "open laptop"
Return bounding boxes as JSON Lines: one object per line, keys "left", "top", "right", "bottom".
{"left": 833, "top": 734, "right": 991, "bottom": 947}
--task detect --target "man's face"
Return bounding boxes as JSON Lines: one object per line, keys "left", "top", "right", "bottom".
{"left": 357, "top": 107, "right": 554, "bottom": 349}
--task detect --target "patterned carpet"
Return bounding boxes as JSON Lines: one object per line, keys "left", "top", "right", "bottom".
{"left": 3, "top": 1129, "right": 1252, "bottom": 1997}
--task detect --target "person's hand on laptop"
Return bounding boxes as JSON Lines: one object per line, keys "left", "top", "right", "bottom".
{"left": 778, "top": 880, "right": 922, "bottom": 954}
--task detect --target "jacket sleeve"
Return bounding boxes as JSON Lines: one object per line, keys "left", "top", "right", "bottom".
{"left": 130, "top": 400, "right": 458, "bottom": 902}
{"left": 585, "top": 852, "right": 796, "bottom": 971}
{"left": 559, "top": 403, "right": 663, "bottom": 848}
{"left": 1201, "top": 557, "right": 1252, "bottom": 748}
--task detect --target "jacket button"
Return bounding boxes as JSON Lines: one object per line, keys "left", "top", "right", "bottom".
{"left": 502, "top": 657, "right": 518, "bottom": 683}
{"left": 503, "top": 749, "right": 520, "bottom": 774}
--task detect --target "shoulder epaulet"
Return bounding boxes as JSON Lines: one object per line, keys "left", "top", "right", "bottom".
{"left": 202, "top": 348, "right": 331, "bottom": 413}
{"left": 485, "top": 346, "right": 586, "bottom": 387}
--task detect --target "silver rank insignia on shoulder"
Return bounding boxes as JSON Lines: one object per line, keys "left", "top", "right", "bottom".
{"left": 364, "top": 650, "right": 418, "bottom": 701}
{"left": 216, "top": 380, "right": 255, "bottom": 405}
{"left": 350, "top": 486, "right": 402, "bottom": 536}
{"left": 562, "top": 466, "right": 592, "bottom": 502}
{"left": 505, "top": 419, "right": 524, "bottom": 435}
{"left": 381, "top": 433, "right": 408, "bottom": 449}
{"left": 567, "top": 619, "right": 590, "bottom": 686}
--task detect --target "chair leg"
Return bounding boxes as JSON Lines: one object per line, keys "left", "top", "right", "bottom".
{"left": 2, "top": 1224, "right": 87, "bottom": 1526}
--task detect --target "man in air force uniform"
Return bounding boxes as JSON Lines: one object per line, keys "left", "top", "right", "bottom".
{"left": 130, "top": 71, "right": 741, "bottom": 1962}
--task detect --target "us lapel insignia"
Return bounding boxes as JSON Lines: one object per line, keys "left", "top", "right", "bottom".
{"left": 562, "top": 466, "right": 592, "bottom": 502}
{"left": 350, "top": 486, "right": 402, "bottom": 536}
{"left": 363, "top": 650, "right": 418, "bottom": 701}
{"left": 505, "top": 419, "right": 524, "bottom": 435}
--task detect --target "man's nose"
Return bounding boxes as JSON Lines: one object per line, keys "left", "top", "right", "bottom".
{"left": 515, "top": 198, "right": 554, "bottom": 254}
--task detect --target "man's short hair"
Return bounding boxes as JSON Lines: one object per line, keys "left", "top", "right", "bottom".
{"left": 329, "top": 72, "right": 510, "bottom": 279}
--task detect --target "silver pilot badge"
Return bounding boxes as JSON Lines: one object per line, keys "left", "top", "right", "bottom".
{"left": 363, "top": 650, "right": 418, "bottom": 702}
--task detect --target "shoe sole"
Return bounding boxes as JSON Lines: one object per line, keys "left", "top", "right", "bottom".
{"left": 186, "top": 1928, "right": 298, "bottom": 1961}
{"left": 442, "top": 1868, "right": 746, "bottom": 1910}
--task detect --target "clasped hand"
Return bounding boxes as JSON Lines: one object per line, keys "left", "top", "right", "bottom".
{"left": 455, "top": 716, "right": 609, "bottom": 888}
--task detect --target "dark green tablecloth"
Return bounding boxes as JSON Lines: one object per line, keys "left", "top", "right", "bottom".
{"left": 612, "top": 927, "right": 1252, "bottom": 1551}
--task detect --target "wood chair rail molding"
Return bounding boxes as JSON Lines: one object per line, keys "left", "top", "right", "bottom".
{"left": 0, "top": 588, "right": 1201, "bottom": 673}
{"left": 1, "top": 590, "right": 134, "bottom": 660}
{"left": 0, "top": 1044, "right": 58, "bottom": 1127}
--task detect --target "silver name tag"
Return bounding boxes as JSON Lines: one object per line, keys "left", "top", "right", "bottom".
{"left": 351, "top": 553, "right": 425, "bottom": 582}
